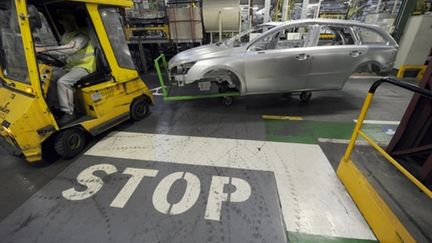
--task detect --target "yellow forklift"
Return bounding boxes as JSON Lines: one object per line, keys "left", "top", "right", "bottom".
{"left": 0, "top": 0, "right": 154, "bottom": 162}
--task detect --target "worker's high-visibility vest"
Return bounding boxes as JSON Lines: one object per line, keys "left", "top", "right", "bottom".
{"left": 62, "top": 30, "right": 96, "bottom": 73}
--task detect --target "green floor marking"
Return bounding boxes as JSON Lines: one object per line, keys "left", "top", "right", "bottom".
{"left": 266, "top": 120, "right": 354, "bottom": 144}
{"left": 362, "top": 124, "right": 398, "bottom": 145}
{"left": 266, "top": 120, "right": 397, "bottom": 145}
{"left": 266, "top": 119, "right": 395, "bottom": 243}
{"left": 287, "top": 231, "right": 378, "bottom": 243}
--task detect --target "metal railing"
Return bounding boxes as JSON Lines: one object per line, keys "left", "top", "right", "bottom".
{"left": 342, "top": 77, "right": 432, "bottom": 198}
{"left": 154, "top": 54, "right": 240, "bottom": 101}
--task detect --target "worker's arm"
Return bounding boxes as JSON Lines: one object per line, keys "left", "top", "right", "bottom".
{"left": 36, "top": 34, "right": 89, "bottom": 56}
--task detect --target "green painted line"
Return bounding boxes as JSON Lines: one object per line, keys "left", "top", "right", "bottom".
{"left": 266, "top": 120, "right": 355, "bottom": 144}
{"left": 287, "top": 231, "right": 377, "bottom": 243}
{"left": 266, "top": 120, "right": 397, "bottom": 145}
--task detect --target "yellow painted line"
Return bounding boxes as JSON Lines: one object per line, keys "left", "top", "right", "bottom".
{"left": 262, "top": 115, "right": 303, "bottom": 121}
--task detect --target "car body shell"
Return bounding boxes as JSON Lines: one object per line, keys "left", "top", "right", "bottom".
{"left": 168, "top": 19, "right": 398, "bottom": 95}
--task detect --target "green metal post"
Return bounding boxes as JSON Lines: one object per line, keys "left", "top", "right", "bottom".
{"left": 154, "top": 54, "right": 169, "bottom": 97}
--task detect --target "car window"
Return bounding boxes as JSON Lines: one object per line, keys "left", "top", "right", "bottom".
{"left": 229, "top": 24, "right": 275, "bottom": 47}
{"left": 317, "top": 25, "right": 355, "bottom": 46}
{"left": 248, "top": 32, "right": 276, "bottom": 51}
{"left": 249, "top": 24, "right": 317, "bottom": 51}
{"left": 274, "top": 25, "right": 316, "bottom": 49}
{"left": 355, "top": 27, "right": 387, "bottom": 45}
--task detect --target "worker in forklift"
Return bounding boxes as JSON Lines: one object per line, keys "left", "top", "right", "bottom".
{"left": 36, "top": 12, "right": 96, "bottom": 126}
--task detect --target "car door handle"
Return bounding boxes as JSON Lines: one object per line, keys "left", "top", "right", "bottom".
{"left": 296, "top": 53, "right": 310, "bottom": 61}
{"left": 350, "top": 51, "right": 362, "bottom": 57}
{"left": 257, "top": 51, "right": 266, "bottom": 54}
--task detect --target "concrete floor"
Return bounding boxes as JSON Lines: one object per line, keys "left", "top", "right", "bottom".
{"left": 1, "top": 75, "right": 427, "bottom": 242}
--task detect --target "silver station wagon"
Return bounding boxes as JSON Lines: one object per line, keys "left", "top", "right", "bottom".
{"left": 168, "top": 19, "right": 398, "bottom": 101}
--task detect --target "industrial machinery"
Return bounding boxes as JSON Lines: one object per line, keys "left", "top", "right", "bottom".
{"left": 0, "top": 0, "right": 154, "bottom": 162}
{"left": 124, "top": 0, "right": 170, "bottom": 42}
{"left": 166, "top": 0, "right": 204, "bottom": 57}
{"left": 167, "top": 0, "right": 203, "bottom": 44}
{"left": 202, "top": 0, "right": 241, "bottom": 43}
{"left": 319, "top": 1, "right": 349, "bottom": 19}
{"left": 124, "top": 0, "right": 171, "bottom": 73}
{"left": 125, "top": 0, "right": 204, "bottom": 73}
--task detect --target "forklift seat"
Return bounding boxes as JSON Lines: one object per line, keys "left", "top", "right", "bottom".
{"left": 74, "top": 47, "right": 111, "bottom": 88}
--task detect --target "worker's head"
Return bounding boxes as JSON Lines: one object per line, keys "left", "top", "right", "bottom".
{"left": 58, "top": 12, "right": 79, "bottom": 33}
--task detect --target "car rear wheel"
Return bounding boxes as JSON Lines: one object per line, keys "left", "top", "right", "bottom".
{"left": 300, "top": 92, "right": 312, "bottom": 103}
{"left": 54, "top": 128, "right": 87, "bottom": 159}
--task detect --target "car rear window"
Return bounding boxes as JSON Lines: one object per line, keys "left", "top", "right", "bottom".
{"left": 317, "top": 26, "right": 355, "bottom": 46}
{"left": 355, "top": 27, "right": 387, "bottom": 45}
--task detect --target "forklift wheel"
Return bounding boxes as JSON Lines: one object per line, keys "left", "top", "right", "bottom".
{"left": 299, "top": 92, "right": 312, "bottom": 103}
{"left": 54, "top": 128, "right": 87, "bottom": 159}
{"left": 131, "top": 98, "right": 150, "bottom": 121}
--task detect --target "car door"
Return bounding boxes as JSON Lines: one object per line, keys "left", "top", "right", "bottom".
{"left": 306, "top": 25, "right": 368, "bottom": 90}
{"left": 243, "top": 24, "right": 319, "bottom": 94}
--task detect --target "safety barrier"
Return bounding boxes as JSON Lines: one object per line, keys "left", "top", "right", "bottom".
{"left": 338, "top": 77, "right": 432, "bottom": 243}
{"left": 397, "top": 65, "right": 427, "bottom": 80}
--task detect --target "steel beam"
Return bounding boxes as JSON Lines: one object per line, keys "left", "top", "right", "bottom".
{"left": 392, "top": 0, "right": 418, "bottom": 42}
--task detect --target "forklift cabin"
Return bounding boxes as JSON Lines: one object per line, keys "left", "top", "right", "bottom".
{"left": 0, "top": 0, "right": 154, "bottom": 162}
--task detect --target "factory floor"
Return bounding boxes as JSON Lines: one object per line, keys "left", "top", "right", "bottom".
{"left": 0, "top": 75, "right": 430, "bottom": 242}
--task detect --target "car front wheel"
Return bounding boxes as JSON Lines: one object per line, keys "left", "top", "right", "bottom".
{"left": 222, "top": 96, "right": 234, "bottom": 106}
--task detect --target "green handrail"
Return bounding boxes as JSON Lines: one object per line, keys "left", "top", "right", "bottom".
{"left": 154, "top": 54, "right": 170, "bottom": 98}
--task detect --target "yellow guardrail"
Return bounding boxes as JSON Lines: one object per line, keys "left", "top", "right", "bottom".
{"left": 397, "top": 65, "right": 427, "bottom": 80}
{"left": 338, "top": 78, "right": 432, "bottom": 243}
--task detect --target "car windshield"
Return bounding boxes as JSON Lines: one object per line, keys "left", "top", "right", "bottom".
{"left": 99, "top": 6, "right": 135, "bottom": 70}
{"left": 29, "top": 5, "right": 57, "bottom": 47}
{"left": 225, "top": 24, "right": 276, "bottom": 47}
{"left": 0, "top": 0, "right": 29, "bottom": 83}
